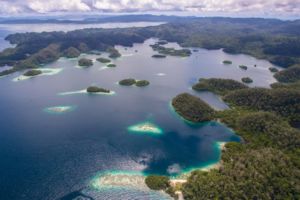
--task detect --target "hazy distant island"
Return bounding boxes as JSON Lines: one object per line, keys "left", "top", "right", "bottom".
{"left": 1, "top": 17, "right": 300, "bottom": 77}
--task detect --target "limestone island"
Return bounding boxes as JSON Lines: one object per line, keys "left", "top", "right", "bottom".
{"left": 63, "top": 47, "right": 80, "bottom": 58}
{"left": 223, "top": 60, "right": 232, "bottom": 65}
{"left": 118, "top": 78, "right": 150, "bottom": 87}
{"left": 152, "top": 54, "right": 167, "bottom": 58}
{"left": 119, "top": 78, "right": 136, "bottom": 86}
{"left": 241, "top": 77, "right": 253, "bottom": 84}
{"left": 269, "top": 67, "right": 279, "bottom": 73}
{"left": 136, "top": 80, "right": 150, "bottom": 87}
{"left": 107, "top": 64, "right": 116, "bottom": 68}
{"left": 239, "top": 65, "right": 248, "bottom": 70}
{"left": 23, "top": 69, "right": 42, "bottom": 77}
{"left": 172, "top": 93, "right": 215, "bottom": 123}
{"left": 192, "top": 78, "right": 248, "bottom": 95}
{"left": 128, "top": 122, "right": 163, "bottom": 135}
{"left": 96, "top": 57, "right": 111, "bottom": 63}
{"left": 87, "top": 86, "right": 110, "bottom": 93}
{"left": 107, "top": 47, "right": 122, "bottom": 58}
{"left": 78, "top": 58, "right": 93, "bottom": 67}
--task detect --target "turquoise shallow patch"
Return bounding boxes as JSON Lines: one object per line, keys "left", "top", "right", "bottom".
{"left": 127, "top": 121, "right": 163, "bottom": 135}
{"left": 44, "top": 105, "right": 77, "bottom": 114}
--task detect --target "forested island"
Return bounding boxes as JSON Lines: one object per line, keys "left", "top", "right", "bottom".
{"left": 161, "top": 75, "right": 300, "bottom": 199}
{"left": 1, "top": 17, "right": 300, "bottom": 77}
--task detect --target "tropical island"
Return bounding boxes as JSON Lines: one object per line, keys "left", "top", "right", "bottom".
{"left": 171, "top": 93, "right": 215, "bottom": 123}
{"left": 96, "top": 57, "right": 111, "bottom": 63}
{"left": 150, "top": 43, "right": 192, "bottom": 57}
{"left": 241, "top": 77, "right": 253, "bottom": 83}
{"left": 63, "top": 47, "right": 81, "bottom": 58}
{"left": 152, "top": 54, "right": 167, "bottom": 58}
{"left": 118, "top": 78, "right": 136, "bottom": 86}
{"left": 118, "top": 78, "right": 150, "bottom": 87}
{"left": 107, "top": 64, "right": 116, "bottom": 68}
{"left": 223, "top": 60, "right": 232, "bottom": 65}
{"left": 23, "top": 69, "right": 42, "bottom": 77}
{"left": 78, "top": 58, "right": 93, "bottom": 67}
{"left": 86, "top": 86, "right": 110, "bottom": 93}
{"left": 107, "top": 47, "right": 122, "bottom": 58}
{"left": 192, "top": 78, "right": 248, "bottom": 95}
{"left": 135, "top": 80, "right": 150, "bottom": 87}
{"left": 239, "top": 65, "right": 248, "bottom": 70}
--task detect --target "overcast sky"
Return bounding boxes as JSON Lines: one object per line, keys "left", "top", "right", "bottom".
{"left": 0, "top": 0, "right": 299, "bottom": 18}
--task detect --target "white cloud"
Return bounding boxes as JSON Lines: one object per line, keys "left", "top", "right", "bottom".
{"left": 0, "top": 0, "right": 299, "bottom": 16}
{"left": 27, "top": 0, "right": 90, "bottom": 13}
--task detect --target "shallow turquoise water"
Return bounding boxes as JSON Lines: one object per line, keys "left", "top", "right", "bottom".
{"left": 0, "top": 26, "right": 280, "bottom": 199}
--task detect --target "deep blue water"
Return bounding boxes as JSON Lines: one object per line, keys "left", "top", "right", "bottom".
{"left": 0, "top": 24, "right": 280, "bottom": 200}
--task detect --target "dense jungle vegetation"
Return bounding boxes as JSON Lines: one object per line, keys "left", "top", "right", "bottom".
{"left": 179, "top": 78, "right": 300, "bottom": 200}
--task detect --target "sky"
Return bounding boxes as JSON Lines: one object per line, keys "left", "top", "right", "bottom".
{"left": 0, "top": 0, "right": 299, "bottom": 18}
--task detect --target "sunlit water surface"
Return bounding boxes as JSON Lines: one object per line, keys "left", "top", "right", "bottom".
{"left": 0, "top": 23, "right": 280, "bottom": 200}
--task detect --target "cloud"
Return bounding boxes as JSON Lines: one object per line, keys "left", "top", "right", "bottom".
{"left": 28, "top": 0, "right": 90, "bottom": 13}
{"left": 0, "top": 0, "right": 299, "bottom": 16}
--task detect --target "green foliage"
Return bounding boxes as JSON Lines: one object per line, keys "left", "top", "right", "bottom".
{"left": 107, "top": 64, "right": 116, "bottom": 68}
{"left": 239, "top": 65, "right": 248, "bottom": 70}
{"left": 135, "top": 80, "right": 150, "bottom": 87}
{"left": 107, "top": 47, "right": 121, "bottom": 58}
{"left": 271, "top": 81, "right": 300, "bottom": 90}
{"left": 145, "top": 175, "right": 170, "bottom": 191}
{"left": 78, "top": 58, "right": 93, "bottom": 67}
{"left": 269, "top": 67, "right": 279, "bottom": 73}
{"left": 223, "top": 88, "right": 300, "bottom": 122}
{"left": 223, "top": 60, "right": 232, "bottom": 65}
{"left": 192, "top": 78, "right": 248, "bottom": 95}
{"left": 274, "top": 65, "right": 300, "bottom": 83}
{"left": 152, "top": 54, "right": 167, "bottom": 58}
{"left": 241, "top": 77, "right": 253, "bottom": 83}
{"left": 150, "top": 43, "right": 191, "bottom": 57}
{"left": 172, "top": 93, "right": 215, "bottom": 122}
{"left": 96, "top": 57, "right": 111, "bottom": 63}
{"left": 86, "top": 86, "right": 110, "bottom": 93}
{"left": 23, "top": 69, "right": 42, "bottom": 77}
{"left": 118, "top": 78, "right": 136, "bottom": 86}
{"left": 63, "top": 47, "right": 80, "bottom": 58}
